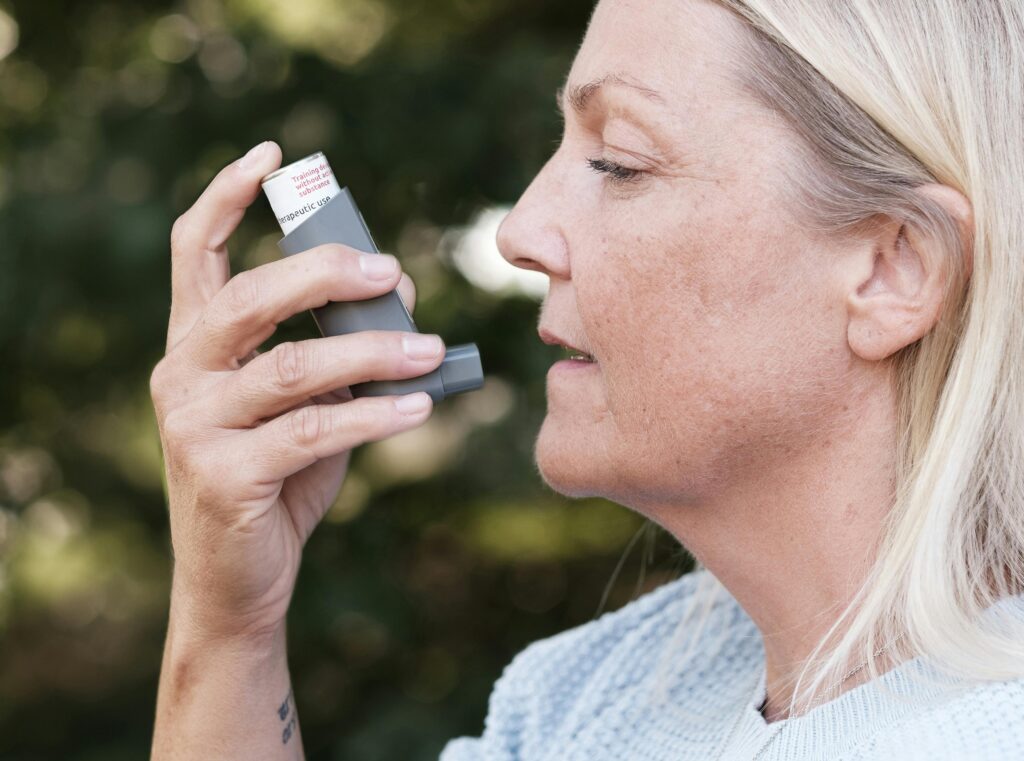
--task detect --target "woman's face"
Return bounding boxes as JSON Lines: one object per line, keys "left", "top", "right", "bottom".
{"left": 497, "top": 0, "right": 858, "bottom": 510}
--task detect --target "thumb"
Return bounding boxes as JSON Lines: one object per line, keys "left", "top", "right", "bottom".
{"left": 166, "top": 141, "right": 283, "bottom": 354}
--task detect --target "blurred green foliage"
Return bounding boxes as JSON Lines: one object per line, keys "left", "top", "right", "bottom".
{"left": 0, "top": 0, "right": 692, "bottom": 758}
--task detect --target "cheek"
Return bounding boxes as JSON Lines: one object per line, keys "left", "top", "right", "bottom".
{"left": 563, "top": 190, "right": 848, "bottom": 502}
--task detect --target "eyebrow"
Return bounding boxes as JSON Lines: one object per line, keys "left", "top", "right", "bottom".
{"left": 556, "top": 73, "right": 666, "bottom": 116}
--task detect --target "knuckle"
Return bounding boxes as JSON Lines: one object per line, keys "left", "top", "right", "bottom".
{"left": 269, "top": 341, "right": 310, "bottom": 391}
{"left": 288, "top": 405, "right": 325, "bottom": 449}
{"left": 221, "top": 269, "right": 262, "bottom": 318}
{"left": 169, "top": 213, "right": 192, "bottom": 255}
{"left": 190, "top": 457, "right": 233, "bottom": 506}
{"left": 160, "top": 407, "right": 196, "bottom": 454}
{"left": 149, "top": 357, "right": 171, "bottom": 398}
{"left": 149, "top": 362, "right": 177, "bottom": 419}
{"left": 149, "top": 352, "right": 193, "bottom": 414}
{"left": 161, "top": 409, "right": 223, "bottom": 488}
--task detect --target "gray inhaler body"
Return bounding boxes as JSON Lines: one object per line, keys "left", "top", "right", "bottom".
{"left": 265, "top": 155, "right": 484, "bottom": 403}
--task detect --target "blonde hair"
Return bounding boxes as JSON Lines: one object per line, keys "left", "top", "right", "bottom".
{"left": 646, "top": 0, "right": 1024, "bottom": 717}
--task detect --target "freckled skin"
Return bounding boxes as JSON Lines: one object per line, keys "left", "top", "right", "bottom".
{"left": 498, "top": 0, "right": 855, "bottom": 510}
{"left": 495, "top": 0, "right": 970, "bottom": 720}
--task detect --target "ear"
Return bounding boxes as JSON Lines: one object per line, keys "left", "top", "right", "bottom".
{"left": 846, "top": 184, "right": 973, "bottom": 362}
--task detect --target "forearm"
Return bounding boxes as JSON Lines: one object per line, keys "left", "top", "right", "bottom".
{"left": 151, "top": 593, "right": 303, "bottom": 761}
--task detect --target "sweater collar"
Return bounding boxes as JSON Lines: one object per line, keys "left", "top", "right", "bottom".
{"left": 716, "top": 590, "right": 1024, "bottom": 760}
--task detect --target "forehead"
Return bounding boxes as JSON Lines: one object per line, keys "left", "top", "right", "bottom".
{"left": 568, "top": 0, "right": 745, "bottom": 116}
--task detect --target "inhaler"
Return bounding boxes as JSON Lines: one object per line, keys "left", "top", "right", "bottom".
{"left": 261, "top": 152, "right": 484, "bottom": 403}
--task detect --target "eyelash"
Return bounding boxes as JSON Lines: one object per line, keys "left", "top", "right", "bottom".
{"left": 586, "top": 157, "right": 646, "bottom": 184}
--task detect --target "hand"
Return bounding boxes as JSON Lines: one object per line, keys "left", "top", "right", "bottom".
{"left": 149, "top": 141, "right": 443, "bottom": 641}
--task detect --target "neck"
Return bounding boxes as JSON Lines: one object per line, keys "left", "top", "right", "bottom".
{"left": 652, "top": 376, "right": 898, "bottom": 721}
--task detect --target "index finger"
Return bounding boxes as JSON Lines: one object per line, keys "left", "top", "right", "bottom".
{"left": 166, "top": 140, "right": 283, "bottom": 354}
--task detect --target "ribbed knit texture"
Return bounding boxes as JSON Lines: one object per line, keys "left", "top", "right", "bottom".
{"left": 439, "top": 570, "right": 1024, "bottom": 760}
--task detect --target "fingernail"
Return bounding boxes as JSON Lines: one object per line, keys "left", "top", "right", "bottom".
{"left": 402, "top": 333, "right": 443, "bottom": 359}
{"left": 395, "top": 392, "right": 431, "bottom": 416}
{"left": 360, "top": 253, "right": 398, "bottom": 280}
{"left": 237, "top": 141, "right": 270, "bottom": 171}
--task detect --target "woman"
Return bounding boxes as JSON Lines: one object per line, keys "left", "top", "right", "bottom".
{"left": 149, "top": 0, "right": 1024, "bottom": 758}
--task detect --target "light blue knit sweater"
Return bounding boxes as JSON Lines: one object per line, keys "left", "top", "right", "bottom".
{"left": 439, "top": 570, "right": 1024, "bottom": 760}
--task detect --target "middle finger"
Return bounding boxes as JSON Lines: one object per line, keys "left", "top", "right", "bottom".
{"left": 210, "top": 329, "right": 446, "bottom": 428}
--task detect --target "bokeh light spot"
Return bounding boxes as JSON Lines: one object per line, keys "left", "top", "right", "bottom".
{"left": 0, "top": 8, "right": 18, "bottom": 62}
{"left": 228, "top": 0, "right": 393, "bottom": 68}
{"left": 444, "top": 206, "right": 548, "bottom": 299}
{"left": 198, "top": 32, "right": 249, "bottom": 83}
{"left": 149, "top": 14, "right": 201, "bottom": 63}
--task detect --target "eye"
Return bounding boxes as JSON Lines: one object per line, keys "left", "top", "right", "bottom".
{"left": 586, "top": 157, "right": 646, "bottom": 184}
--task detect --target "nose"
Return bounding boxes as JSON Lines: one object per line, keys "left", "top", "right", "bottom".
{"left": 496, "top": 151, "right": 571, "bottom": 281}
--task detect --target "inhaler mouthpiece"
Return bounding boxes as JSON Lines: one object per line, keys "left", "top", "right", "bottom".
{"left": 261, "top": 152, "right": 342, "bottom": 235}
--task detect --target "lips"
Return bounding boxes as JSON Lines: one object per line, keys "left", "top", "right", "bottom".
{"left": 538, "top": 326, "right": 596, "bottom": 362}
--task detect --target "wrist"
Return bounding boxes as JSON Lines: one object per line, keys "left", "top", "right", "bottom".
{"left": 154, "top": 588, "right": 297, "bottom": 760}
{"left": 168, "top": 569, "right": 289, "bottom": 649}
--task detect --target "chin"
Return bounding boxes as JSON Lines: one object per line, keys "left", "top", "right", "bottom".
{"left": 532, "top": 415, "right": 606, "bottom": 499}
{"left": 533, "top": 410, "right": 717, "bottom": 510}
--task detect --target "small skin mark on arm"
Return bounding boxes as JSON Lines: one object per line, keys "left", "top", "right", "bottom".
{"left": 164, "top": 640, "right": 197, "bottom": 709}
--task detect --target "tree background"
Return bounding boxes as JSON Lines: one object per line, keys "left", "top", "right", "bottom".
{"left": 0, "top": 1, "right": 692, "bottom": 758}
